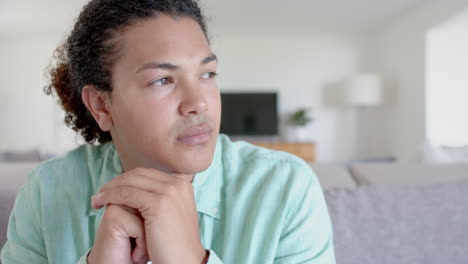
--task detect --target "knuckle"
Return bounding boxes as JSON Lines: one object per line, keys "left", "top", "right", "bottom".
{"left": 166, "top": 184, "right": 178, "bottom": 196}
{"left": 119, "top": 186, "right": 131, "bottom": 201}
{"left": 100, "top": 206, "right": 140, "bottom": 237}
{"left": 116, "top": 173, "right": 130, "bottom": 186}
{"left": 157, "top": 193, "right": 170, "bottom": 207}
{"left": 101, "top": 205, "right": 127, "bottom": 225}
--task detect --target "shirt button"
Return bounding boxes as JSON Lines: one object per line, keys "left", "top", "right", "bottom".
{"left": 213, "top": 208, "right": 218, "bottom": 213}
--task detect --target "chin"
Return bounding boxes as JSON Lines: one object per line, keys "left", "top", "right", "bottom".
{"left": 169, "top": 154, "right": 214, "bottom": 175}
{"left": 168, "top": 134, "right": 218, "bottom": 174}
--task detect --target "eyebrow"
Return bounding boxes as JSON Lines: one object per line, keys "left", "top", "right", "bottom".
{"left": 135, "top": 53, "right": 218, "bottom": 74}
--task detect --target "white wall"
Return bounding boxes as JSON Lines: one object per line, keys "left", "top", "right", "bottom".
{"left": 426, "top": 11, "right": 468, "bottom": 146}
{"left": 372, "top": 0, "right": 468, "bottom": 161}
{"left": 211, "top": 34, "right": 363, "bottom": 162}
{"left": 353, "top": 35, "right": 396, "bottom": 160}
{"left": 0, "top": 32, "right": 76, "bottom": 152}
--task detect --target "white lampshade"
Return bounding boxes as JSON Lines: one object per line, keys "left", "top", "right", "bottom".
{"left": 344, "top": 73, "right": 383, "bottom": 106}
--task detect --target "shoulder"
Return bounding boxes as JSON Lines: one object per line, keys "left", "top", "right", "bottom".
{"left": 26, "top": 143, "right": 113, "bottom": 192}
{"left": 219, "top": 134, "right": 315, "bottom": 177}
{"left": 218, "top": 134, "right": 318, "bottom": 199}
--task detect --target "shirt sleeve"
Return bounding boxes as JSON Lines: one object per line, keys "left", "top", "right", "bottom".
{"left": 76, "top": 248, "right": 92, "bottom": 264}
{"left": 0, "top": 170, "right": 91, "bottom": 264}
{"left": 274, "top": 165, "right": 336, "bottom": 263}
{"left": 206, "top": 249, "right": 224, "bottom": 264}
{"left": 0, "top": 175, "right": 48, "bottom": 263}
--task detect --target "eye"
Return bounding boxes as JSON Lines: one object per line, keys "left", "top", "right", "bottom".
{"left": 200, "top": 72, "right": 218, "bottom": 80}
{"left": 149, "top": 77, "right": 173, "bottom": 86}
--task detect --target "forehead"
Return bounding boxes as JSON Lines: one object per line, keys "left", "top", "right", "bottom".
{"left": 116, "top": 14, "right": 211, "bottom": 67}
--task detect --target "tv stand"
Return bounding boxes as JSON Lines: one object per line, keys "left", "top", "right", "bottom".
{"left": 247, "top": 141, "right": 316, "bottom": 163}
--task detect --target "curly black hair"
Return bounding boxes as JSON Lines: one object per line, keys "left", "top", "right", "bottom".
{"left": 45, "top": 0, "right": 208, "bottom": 144}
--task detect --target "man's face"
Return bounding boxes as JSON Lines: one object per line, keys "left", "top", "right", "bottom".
{"left": 107, "top": 14, "right": 221, "bottom": 175}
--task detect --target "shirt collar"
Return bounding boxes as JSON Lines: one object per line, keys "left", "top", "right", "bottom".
{"left": 86, "top": 137, "right": 223, "bottom": 220}
{"left": 191, "top": 135, "right": 223, "bottom": 219}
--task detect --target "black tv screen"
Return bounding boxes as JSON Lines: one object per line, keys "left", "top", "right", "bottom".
{"left": 220, "top": 92, "right": 278, "bottom": 136}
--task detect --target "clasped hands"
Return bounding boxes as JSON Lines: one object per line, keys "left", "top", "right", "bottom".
{"left": 88, "top": 167, "right": 208, "bottom": 264}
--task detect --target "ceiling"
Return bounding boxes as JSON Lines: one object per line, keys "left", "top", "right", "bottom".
{"left": 0, "top": 0, "right": 428, "bottom": 34}
{"left": 434, "top": 7, "right": 468, "bottom": 30}
{"left": 200, "top": 0, "right": 429, "bottom": 34}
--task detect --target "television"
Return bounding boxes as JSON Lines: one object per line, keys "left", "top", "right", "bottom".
{"left": 220, "top": 92, "right": 278, "bottom": 136}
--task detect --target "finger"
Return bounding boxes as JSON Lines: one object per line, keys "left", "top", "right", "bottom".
{"left": 103, "top": 205, "right": 147, "bottom": 263}
{"left": 135, "top": 252, "right": 150, "bottom": 264}
{"left": 127, "top": 213, "right": 148, "bottom": 263}
{"left": 98, "top": 167, "right": 174, "bottom": 194}
{"left": 94, "top": 174, "right": 193, "bottom": 210}
{"left": 136, "top": 255, "right": 150, "bottom": 264}
{"left": 92, "top": 186, "right": 153, "bottom": 211}
{"left": 119, "top": 204, "right": 140, "bottom": 215}
{"left": 132, "top": 235, "right": 148, "bottom": 263}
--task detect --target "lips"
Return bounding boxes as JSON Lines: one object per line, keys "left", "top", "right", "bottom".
{"left": 176, "top": 123, "right": 212, "bottom": 145}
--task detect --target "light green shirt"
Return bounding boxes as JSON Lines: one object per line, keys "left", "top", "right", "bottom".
{"left": 1, "top": 134, "right": 335, "bottom": 263}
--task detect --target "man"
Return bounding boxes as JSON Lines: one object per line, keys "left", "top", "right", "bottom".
{"left": 0, "top": 0, "right": 335, "bottom": 263}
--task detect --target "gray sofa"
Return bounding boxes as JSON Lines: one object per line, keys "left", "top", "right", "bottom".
{"left": 1, "top": 161, "right": 468, "bottom": 263}
{"left": 312, "top": 163, "right": 468, "bottom": 264}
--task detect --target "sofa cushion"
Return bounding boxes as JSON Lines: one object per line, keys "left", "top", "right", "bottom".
{"left": 350, "top": 162, "right": 468, "bottom": 186}
{"left": 0, "top": 149, "right": 42, "bottom": 162}
{"left": 325, "top": 180, "right": 468, "bottom": 264}
{"left": 0, "top": 162, "right": 38, "bottom": 190}
{"left": 0, "top": 162, "right": 39, "bottom": 249}
{"left": 310, "top": 164, "right": 357, "bottom": 189}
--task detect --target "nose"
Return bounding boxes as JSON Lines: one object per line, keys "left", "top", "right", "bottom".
{"left": 178, "top": 87, "right": 208, "bottom": 116}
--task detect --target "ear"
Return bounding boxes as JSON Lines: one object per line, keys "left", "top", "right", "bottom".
{"left": 81, "top": 85, "right": 114, "bottom": 132}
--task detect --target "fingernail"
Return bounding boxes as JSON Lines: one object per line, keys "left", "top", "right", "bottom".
{"left": 92, "top": 192, "right": 103, "bottom": 201}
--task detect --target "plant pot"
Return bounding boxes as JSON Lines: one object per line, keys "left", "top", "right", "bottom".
{"left": 286, "top": 126, "right": 310, "bottom": 142}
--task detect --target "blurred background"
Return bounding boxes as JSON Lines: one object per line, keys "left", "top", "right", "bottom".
{"left": 0, "top": 0, "right": 467, "bottom": 164}
{"left": 2, "top": 2, "right": 468, "bottom": 261}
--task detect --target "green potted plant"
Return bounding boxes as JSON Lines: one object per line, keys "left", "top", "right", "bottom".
{"left": 288, "top": 109, "right": 313, "bottom": 127}
{"left": 287, "top": 108, "right": 314, "bottom": 141}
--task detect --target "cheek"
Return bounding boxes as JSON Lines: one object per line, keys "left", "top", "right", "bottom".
{"left": 113, "top": 94, "right": 175, "bottom": 138}
{"left": 204, "top": 85, "right": 220, "bottom": 108}
{"left": 135, "top": 100, "right": 174, "bottom": 135}
{"left": 208, "top": 89, "right": 222, "bottom": 122}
